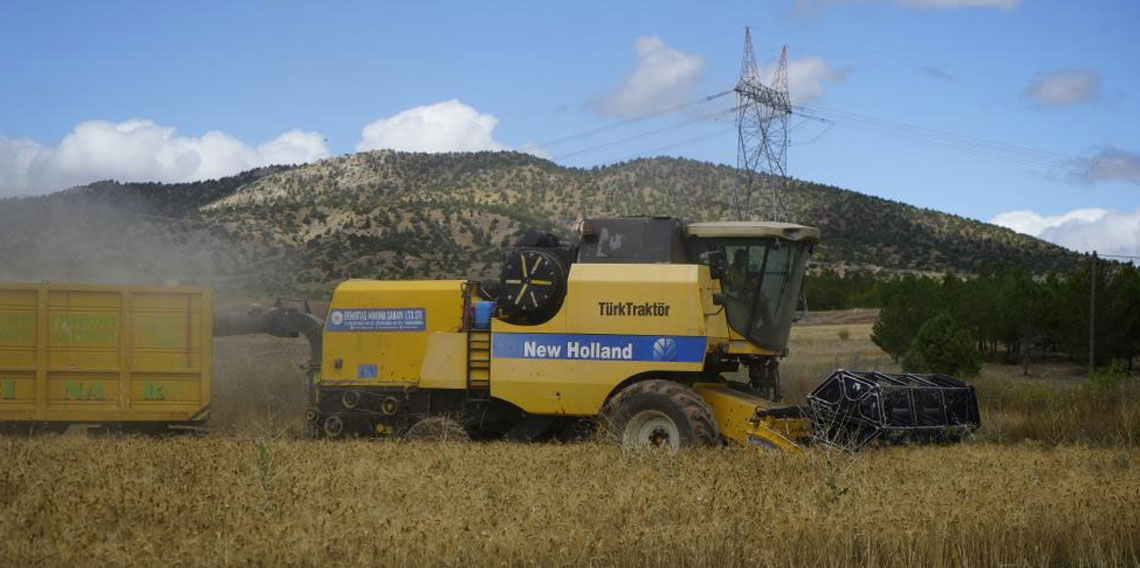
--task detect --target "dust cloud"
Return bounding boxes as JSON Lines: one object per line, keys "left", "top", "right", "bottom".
{"left": 0, "top": 196, "right": 271, "bottom": 299}
{"left": 211, "top": 335, "right": 312, "bottom": 435}
{"left": 0, "top": 192, "right": 318, "bottom": 433}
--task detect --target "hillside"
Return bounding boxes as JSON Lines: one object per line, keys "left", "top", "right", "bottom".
{"left": 0, "top": 151, "right": 1078, "bottom": 298}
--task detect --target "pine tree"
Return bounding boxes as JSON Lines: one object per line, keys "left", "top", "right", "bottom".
{"left": 903, "top": 312, "right": 982, "bottom": 377}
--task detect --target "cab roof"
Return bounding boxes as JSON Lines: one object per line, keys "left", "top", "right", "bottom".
{"left": 685, "top": 221, "right": 821, "bottom": 243}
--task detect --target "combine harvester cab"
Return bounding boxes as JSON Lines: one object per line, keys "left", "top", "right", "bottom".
{"left": 807, "top": 370, "right": 981, "bottom": 450}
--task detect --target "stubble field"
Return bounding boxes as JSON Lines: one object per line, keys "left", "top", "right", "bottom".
{"left": 2, "top": 311, "right": 1138, "bottom": 567}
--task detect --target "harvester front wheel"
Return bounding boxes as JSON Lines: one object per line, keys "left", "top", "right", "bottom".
{"left": 600, "top": 380, "right": 719, "bottom": 449}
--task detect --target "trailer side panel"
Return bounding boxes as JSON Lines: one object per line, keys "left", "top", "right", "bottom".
{"left": 0, "top": 283, "right": 211, "bottom": 425}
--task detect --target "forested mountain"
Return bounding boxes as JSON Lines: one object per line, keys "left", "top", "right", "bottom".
{"left": 0, "top": 150, "right": 1080, "bottom": 299}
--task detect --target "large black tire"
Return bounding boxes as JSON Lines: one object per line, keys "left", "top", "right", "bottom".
{"left": 599, "top": 380, "right": 719, "bottom": 449}
{"left": 404, "top": 416, "right": 470, "bottom": 442}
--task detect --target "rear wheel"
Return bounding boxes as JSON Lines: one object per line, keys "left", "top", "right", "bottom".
{"left": 600, "top": 380, "right": 719, "bottom": 449}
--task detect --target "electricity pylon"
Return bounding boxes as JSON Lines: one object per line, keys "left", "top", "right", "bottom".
{"left": 734, "top": 27, "right": 792, "bottom": 222}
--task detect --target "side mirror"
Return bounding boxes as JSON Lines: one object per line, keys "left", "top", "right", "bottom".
{"left": 707, "top": 250, "right": 726, "bottom": 280}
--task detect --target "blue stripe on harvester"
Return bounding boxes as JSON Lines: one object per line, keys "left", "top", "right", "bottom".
{"left": 492, "top": 333, "right": 706, "bottom": 363}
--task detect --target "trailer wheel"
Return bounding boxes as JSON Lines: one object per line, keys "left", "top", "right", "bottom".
{"left": 600, "top": 380, "right": 719, "bottom": 449}
{"left": 404, "top": 417, "right": 470, "bottom": 442}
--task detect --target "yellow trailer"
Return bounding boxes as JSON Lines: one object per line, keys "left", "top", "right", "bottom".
{"left": 0, "top": 283, "right": 212, "bottom": 433}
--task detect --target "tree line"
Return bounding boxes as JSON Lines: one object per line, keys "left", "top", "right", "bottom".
{"left": 807, "top": 260, "right": 1140, "bottom": 374}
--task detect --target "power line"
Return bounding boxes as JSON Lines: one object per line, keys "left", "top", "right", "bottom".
{"left": 535, "top": 68, "right": 1136, "bottom": 184}
{"left": 789, "top": 117, "right": 834, "bottom": 147}
{"left": 537, "top": 89, "right": 734, "bottom": 149}
{"left": 800, "top": 103, "right": 1072, "bottom": 163}
{"left": 605, "top": 126, "right": 737, "bottom": 165}
{"left": 799, "top": 112, "right": 1077, "bottom": 172}
{"left": 793, "top": 103, "right": 1140, "bottom": 182}
{"left": 552, "top": 105, "right": 739, "bottom": 161}
{"left": 796, "top": 110, "right": 1071, "bottom": 170}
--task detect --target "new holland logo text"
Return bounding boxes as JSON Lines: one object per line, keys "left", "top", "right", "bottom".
{"left": 598, "top": 301, "right": 671, "bottom": 317}
{"left": 524, "top": 340, "right": 633, "bottom": 360}
{"left": 494, "top": 333, "right": 707, "bottom": 363}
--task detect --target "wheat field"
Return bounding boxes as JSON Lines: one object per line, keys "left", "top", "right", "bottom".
{"left": 2, "top": 438, "right": 1138, "bottom": 567}
{"left": 1, "top": 311, "right": 1138, "bottom": 567}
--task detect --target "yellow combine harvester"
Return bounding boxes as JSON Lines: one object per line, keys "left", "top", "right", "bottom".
{"left": 216, "top": 216, "right": 979, "bottom": 449}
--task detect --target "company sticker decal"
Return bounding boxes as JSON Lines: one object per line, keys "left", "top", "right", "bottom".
{"left": 327, "top": 308, "right": 426, "bottom": 332}
{"left": 492, "top": 333, "right": 706, "bottom": 363}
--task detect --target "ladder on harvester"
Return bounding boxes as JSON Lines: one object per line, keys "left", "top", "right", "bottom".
{"left": 466, "top": 330, "right": 491, "bottom": 399}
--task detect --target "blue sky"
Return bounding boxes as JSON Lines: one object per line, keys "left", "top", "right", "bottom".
{"left": 0, "top": 0, "right": 1137, "bottom": 256}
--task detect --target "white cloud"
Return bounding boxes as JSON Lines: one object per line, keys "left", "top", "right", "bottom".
{"left": 0, "top": 120, "right": 330, "bottom": 197}
{"left": 0, "top": 101, "right": 547, "bottom": 198}
{"left": 0, "top": 136, "right": 44, "bottom": 193}
{"left": 991, "top": 207, "right": 1140, "bottom": 258}
{"left": 1025, "top": 69, "right": 1102, "bottom": 107}
{"left": 257, "top": 129, "right": 334, "bottom": 167}
{"left": 597, "top": 36, "right": 706, "bottom": 118}
{"left": 992, "top": 208, "right": 1109, "bottom": 237}
{"left": 356, "top": 99, "right": 511, "bottom": 153}
{"left": 517, "top": 142, "right": 552, "bottom": 160}
{"left": 759, "top": 56, "right": 850, "bottom": 104}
